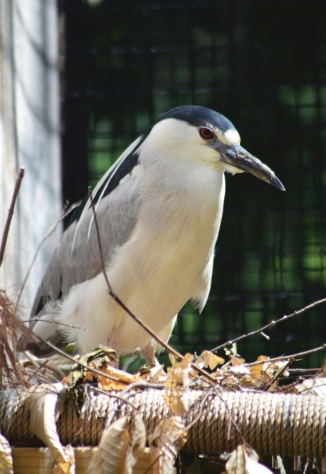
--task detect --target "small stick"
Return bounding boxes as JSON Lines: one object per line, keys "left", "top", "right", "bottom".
{"left": 288, "top": 368, "right": 319, "bottom": 374}
{"left": 264, "top": 359, "right": 292, "bottom": 390}
{"left": 22, "top": 319, "right": 86, "bottom": 330}
{"left": 211, "top": 298, "right": 326, "bottom": 353}
{"left": 87, "top": 187, "right": 216, "bottom": 384}
{"left": 0, "top": 167, "right": 25, "bottom": 267}
{"left": 144, "top": 384, "right": 244, "bottom": 474}
{"left": 26, "top": 332, "right": 124, "bottom": 383}
{"left": 16, "top": 200, "right": 79, "bottom": 311}
{"left": 91, "top": 386, "right": 139, "bottom": 411}
{"left": 245, "top": 344, "right": 326, "bottom": 367}
{"left": 98, "top": 381, "right": 164, "bottom": 428}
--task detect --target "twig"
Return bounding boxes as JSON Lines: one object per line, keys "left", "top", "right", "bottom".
{"left": 84, "top": 384, "right": 103, "bottom": 419}
{"left": 15, "top": 200, "right": 79, "bottom": 311}
{"left": 104, "top": 381, "right": 164, "bottom": 428}
{"left": 23, "top": 350, "right": 41, "bottom": 369}
{"left": 0, "top": 167, "right": 25, "bottom": 267}
{"left": 245, "top": 344, "right": 326, "bottom": 367}
{"left": 22, "top": 319, "right": 86, "bottom": 330}
{"left": 288, "top": 368, "right": 319, "bottom": 374}
{"left": 24, "top": 358, "right": 64, "bottom": 383}
{"left": 91, "top": 381, "right": 164, "bottom": 418}
{"left": 26, "top": 332, "right": 124, "bottom": 383}
{"left": 265, "top": 359, "right": 292, "bottom": 391}
{"left": 25, "top": 358, "right": 51, "bottom": 383}
{"left": 87, "top": 187, "right": 216, "bottom": 384}
{"left": 211, "top": 298, "right": 326, "bottom": 353}
{"left": 182, "top": 385, "right": 240, "bottom": 440}
{"left": 144, "top": 384, "right": 245, "bottom": 474}
{"left": 91, "top": 386, "right": 139, "bottom": 411}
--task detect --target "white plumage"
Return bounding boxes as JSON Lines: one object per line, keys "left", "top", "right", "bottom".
{"left": 18, "top": 106, "right": 284, "bottom": 359}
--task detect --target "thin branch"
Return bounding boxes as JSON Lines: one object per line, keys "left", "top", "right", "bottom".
{"left": 245, "top": 344, "right": 326, "bottom": 367}
{"left": 25, "top": 332, "right": 124, "bottom": 383}
{"left": 211, "top": 298, "right": 326, "bottom": 353}
{"left": 91, "top": 386, "right": 139, "bottom": 411}
{"left": 25, "top": 358, "right": 51, "bottom": 384}
{"left": 144, "top": 384, "right": 245, "bottom": 474}
{"left": 104, "top": 381, "right": 164, "bottom": 428}
{"left": 15, "top": 200, "right": 79, "bottom": 311}
{"left": 91, "top": 381, "right": 164, "bottom": 419}
{"left": 264, "top": 359, "right": 292, "bottom": 390}
{"left": 22, "top": 318, "right": 86, "bottom": 331}
{"left": 288, "top": 368, "right": 319, "bottom": 374}
{"left": 0, "top": 167, "right": 25, "bottom": 267}
{"left": 87, "top": 187, "right": 216, "bottom": 384}
{"left": 24, "top": 358, "right": 65, "bottom": 383}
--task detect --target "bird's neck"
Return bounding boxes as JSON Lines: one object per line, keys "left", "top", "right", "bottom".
{"left": 140, "top": 160, "right": 226, "bottom": 241}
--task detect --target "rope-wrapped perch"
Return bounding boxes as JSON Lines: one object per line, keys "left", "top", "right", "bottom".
{"left": 1, "top": 385, "right": 325, "bottom": 457}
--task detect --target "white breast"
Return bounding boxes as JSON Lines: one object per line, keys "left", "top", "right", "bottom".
{"left": 58, "top": 146, "right": 226, "bottom": 355}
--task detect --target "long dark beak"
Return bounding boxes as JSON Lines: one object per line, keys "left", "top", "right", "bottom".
{"left": 220, "top": 144, "right": 285, "bottom": 191}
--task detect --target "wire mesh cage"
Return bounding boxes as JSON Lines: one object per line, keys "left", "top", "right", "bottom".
{"left": 59, "top": 0, "right": 326, "bottom": 366}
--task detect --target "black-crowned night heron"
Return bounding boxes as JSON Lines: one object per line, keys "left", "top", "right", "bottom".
{"left": 18, "top": 106, "right": 285, "bottom": 360}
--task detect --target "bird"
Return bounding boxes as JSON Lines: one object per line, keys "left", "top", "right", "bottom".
{"left": 18, "top": 105, "right": 285, "bottom": 361}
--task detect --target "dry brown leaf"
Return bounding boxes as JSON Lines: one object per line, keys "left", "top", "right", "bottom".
{"left": 87, "top": 417, "right": 130, "bottom": 474}
{"left": 230, "top": 356, "right": 245, "bottom": 366}
{"left": 260, "top": 372, "right": 272, "bottom": 384}
{"left": 239, "top": 375, "right": 260, "bottom": 389}
{"left": 125, "top": 415, "right": 147, "bottom": 473}
{"left": 64, "top": 347, "right": 119, "bottom": 388}
{"left": 53, "top": 446, "right": 75, "bottom": 474}
{"left": 263, "top": 360, "right": 290, "bottom": 391}
{"left": 221, "top": 375, "right": 238, "bottom": 386}
{"left": 137, "top": 364, "right": 166, "bottom": 383}
{"left": 25, "top": 384, "right": 74, "bottom": 474}
{"left": 148, "top": 416, "right": 186, "bottom": 474}
{"left": 97, "top": 365, "right": 141, "bottom": 391}
{"left": 164, "top": 353, "right": 192, "bottom": 415}
{"left": 87, "top": 415, "right": 146, "bottom": 474}
{"left": 169, "top": 353, "right": 193, "bottom": 370}
{"left": 210, "top": 368, "right": 223, "bottom": 378}
{"left": 250, "top": 356, "right": 268, "bottom": 380}
{"left": 0, "top": 434, "right": 13, "bottom": 474}
{"left": 241, "top": 356, "right": 272, "bottom": 388}
{"left": 225, "top": 445, "right": 273, "bottom": 474}
{"left": 196, "top": 350, "right": 225, "bottom": 370}
{"left": 265, "top": 360, "right": 289, "bottom": 378}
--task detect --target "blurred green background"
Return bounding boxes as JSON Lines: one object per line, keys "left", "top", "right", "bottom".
{"left": 60, "top": 0, "right": 326, "bottom": 368}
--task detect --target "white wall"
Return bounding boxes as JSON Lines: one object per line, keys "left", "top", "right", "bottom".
{"left": 0, "top": 0, "right": 61, "bottom": 316}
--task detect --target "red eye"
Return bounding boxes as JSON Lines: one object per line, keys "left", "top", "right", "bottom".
{"left": 199, "top": 127, "right": 214, "bottom": 140}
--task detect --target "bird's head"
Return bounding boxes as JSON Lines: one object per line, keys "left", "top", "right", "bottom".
{"left": 143, "top": 105, "right": 285, "bottom": 191}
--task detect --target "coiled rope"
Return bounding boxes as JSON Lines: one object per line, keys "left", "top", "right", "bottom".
{"left": 1, "top": 385, "right": 325, "bottom": 456}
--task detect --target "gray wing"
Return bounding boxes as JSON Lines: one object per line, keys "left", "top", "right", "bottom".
{"left": 30, "top": 171, "right": 141, "bottom": 320}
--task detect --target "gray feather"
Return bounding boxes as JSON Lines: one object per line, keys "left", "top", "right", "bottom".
{"left": 30, "top": 169, "right": 141, "bottom": 329}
